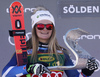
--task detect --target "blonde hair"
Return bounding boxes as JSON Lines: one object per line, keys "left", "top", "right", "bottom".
{"left": 26, "top": 6, "right": 68, "bottom": 63}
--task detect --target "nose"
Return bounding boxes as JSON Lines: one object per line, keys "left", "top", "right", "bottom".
{"left": 43, "top": 27, "right": 47, "bottom": 30}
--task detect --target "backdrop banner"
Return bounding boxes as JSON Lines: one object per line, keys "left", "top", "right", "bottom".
{"left": 58, "top": 1, "right": 100, "bottom": 17}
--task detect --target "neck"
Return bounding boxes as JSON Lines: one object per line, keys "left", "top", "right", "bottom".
{"left": 39, "top": 39, "right": 49, "bottom": 44}
{"left": 39, "top": 41, "right": 48, "bottom": 45}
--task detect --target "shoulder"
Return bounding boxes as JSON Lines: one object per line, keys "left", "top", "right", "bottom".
{"left": 62, "top": 47, "right": 69, "bottom": 56}
{"left": 57, "top": 47, "right": 69, "bottom": 57}
{"left": 57, "top": 50, "right": 63, "bottom": 54}
{"left": 57, "top": 47, "right": 69, "bottom": 55}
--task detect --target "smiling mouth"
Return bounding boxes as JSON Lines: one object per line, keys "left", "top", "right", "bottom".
{"left": 41, "top": 32, "right": 49, "bottom": 34}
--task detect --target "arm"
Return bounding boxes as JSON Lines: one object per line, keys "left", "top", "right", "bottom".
{"left": 2, "top": 53, "right": 28, "bottom": 77}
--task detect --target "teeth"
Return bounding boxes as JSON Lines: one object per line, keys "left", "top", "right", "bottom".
{"left": 41, "top": 32, "right": 48, "bottom": 34}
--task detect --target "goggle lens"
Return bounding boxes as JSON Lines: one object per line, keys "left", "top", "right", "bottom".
{"left": 36, "top": 24, "right": 53, "bottom": 30}
{"left": 37, "top": 24, "right": 44, "bottom": 30}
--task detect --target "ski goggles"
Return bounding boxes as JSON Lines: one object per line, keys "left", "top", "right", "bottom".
{"left": 35, "top": 24, "right": 53, "bottom": 30}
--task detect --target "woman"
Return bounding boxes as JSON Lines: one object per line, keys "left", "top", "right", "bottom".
{"left": 2, "top": 7, "right": 98, "bottom": 77}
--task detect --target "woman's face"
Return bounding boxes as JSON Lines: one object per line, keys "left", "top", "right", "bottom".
{"left": 35, "top": 20, "right": 53, "bottom": 43}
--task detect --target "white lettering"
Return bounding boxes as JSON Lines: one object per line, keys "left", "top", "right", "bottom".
{"left": 63, "top": 5, "right": 100, "bottom": 14}
{"left": 87, "top": 35, "right": 94, "bottom": 39}
{"left": 24, "top": 8, "right": 30, "bottom": 12}
{"left": 30, "top": 8, "right": 35, "bottom": 12}
{"left": 76, "top": 6, "right": 80, "bottom": 13}
{"left": 78, "top": 35, "right": 100, "bottom": 40}
{"left": 81, "top": 6, "right": 87, "bottom": 13}
{"left": 68, "top": 5, "right": 75, "bottom": 13}
{"left": 63, "top": 6, "right": 68, "bottom": 13}
{"left": 93, "top": 6, "right": 99, "bottom": 13}
{"left": 94, "top": 35, "right": 100, "bottom": 39}
{"left": 6, "top": 8, "right": 9, "bottom": 13}
{"left": 87, "top": 6, "right": 92, "bottom": 13}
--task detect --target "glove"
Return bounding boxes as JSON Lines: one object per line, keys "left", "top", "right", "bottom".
{"left": 82, "top": 57, "right": 98, "bottom": 76}
{"left": 26, "top": 62, "right": 51, "bottom": 76}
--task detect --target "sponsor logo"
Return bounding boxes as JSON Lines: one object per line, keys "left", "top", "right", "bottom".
{"left": 78, "top": 34, "right": 100, "bottom": 40}
{"left": 12, "top": 5, "right": 21, "bottom": 14}
{"left": 37, "top": 14, "right": 51, "bottom": 18}
{"left": 6, "top": 8, "right": 35, "bottom": 13}
{"left": 38, "top": 56, "right": 55, "bottom": 62}
{"left": 31, "top": 71, "right": 63, "bottom": 77}
{"left": 8, "top": 32, "right": 28, "bottom": 64}
{"left": 16, "top": 49, "right": 22, "bottom": 54}
{"left": 8, "top": 32, "right": 31, "bottom": 46}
